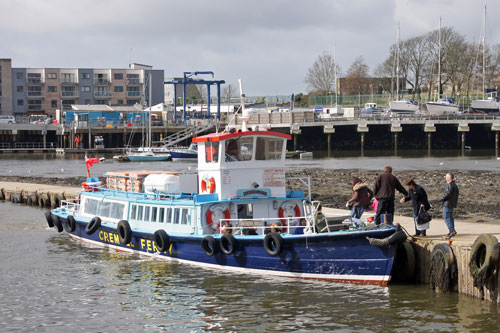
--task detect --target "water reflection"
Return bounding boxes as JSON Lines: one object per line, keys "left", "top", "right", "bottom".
{"left": 2, "top": 202, "right": 500, "bottom": 331}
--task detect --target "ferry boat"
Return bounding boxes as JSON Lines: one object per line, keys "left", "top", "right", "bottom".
{"left": 44, "top": 129, "right": 404, "bottom": 286}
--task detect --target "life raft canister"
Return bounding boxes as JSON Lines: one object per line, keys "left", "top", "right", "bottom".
{"left": 201, "top": 176, "right": 216, "bottom": 194}
{"left": 206, "top": 204, "right": 231, "bottom": 231}
{"left": 278, "top": 201, "right": 301, "bottom": 232}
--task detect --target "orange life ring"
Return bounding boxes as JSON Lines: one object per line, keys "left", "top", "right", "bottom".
{"left": 201, "top": 177, "right": 216, "bottom": 194}
{"left": 278, "top": 202, "right": 301, "bottom": 232}
{"left": 206, "top": 205, "right": 231, "bottom": 231}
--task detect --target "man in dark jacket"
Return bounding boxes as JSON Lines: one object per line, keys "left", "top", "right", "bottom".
{"left": 400, "top": 178, "right": 431, "bottom": 237}
{"left": 440, "top": 173, "right": 459, "bottom": 239}
{"left": 373, "top": 166, "right": 408, "bottom": 225}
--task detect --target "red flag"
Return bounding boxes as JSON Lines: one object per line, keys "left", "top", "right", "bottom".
{"left": 85, "top": 155, "right": 100, "bottom": 173}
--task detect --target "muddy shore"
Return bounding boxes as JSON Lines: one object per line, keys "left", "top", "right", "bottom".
{"left": 2, "top": 169, "right": 499, "bottom": 221}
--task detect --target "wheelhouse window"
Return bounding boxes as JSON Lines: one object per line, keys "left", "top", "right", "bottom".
{"left": 166, "top": 208, "right": 172, "bottom": 223}
{"left": 131, "top": 204, "right": 137, "bottom": 220}
{"left": 181, "top": 208, "right": 189, "bottom": 225}
{"left": 137, "top": 206, "right": 144, "bottom": 220}
{"left": 151, "top": 207, "right": 158, "bottom": 222}
{"left": 205, "top": 141, "right": 219, "bottom": 163}
{"left": 84, "top": 198, "right": 98, "bottom": 215}
{"left": 159, "top": 208, "right": 165, "bottom": 223}
{"left": 256, "top": 137, "right": 283, "bottom": 160}
{"left": 173, "top": 208, "right": 180, "bottom": 224}
{"left": 144, "top": 206, "right": 151, "bottom": 222}
{"left": 225, "top": 137, "right": 253, "bottom": 162}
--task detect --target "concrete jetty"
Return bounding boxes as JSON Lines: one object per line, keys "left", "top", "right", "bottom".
{"left": 325, "top": 207, "right": 500, "bottom": 304}
{"left": 0, "top": 181, "right": 79, "bottom": 208}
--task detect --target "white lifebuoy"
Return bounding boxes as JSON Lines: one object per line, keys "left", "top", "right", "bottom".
{"left": 201, "top": 176, "right": 216, "bottom": 194}
{"left": 278, "top": 201, "right": 301, "bottom": 232}
{"left": 206, "top": 204, "right": 231, "bottom": 231}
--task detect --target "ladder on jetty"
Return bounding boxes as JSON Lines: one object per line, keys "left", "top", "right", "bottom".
{"left": 156, "top": 123, "right": 214, "bottom": 147}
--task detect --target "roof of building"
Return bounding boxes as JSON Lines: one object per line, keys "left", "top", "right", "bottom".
{"left": 71, "top": 104, "right": 143, "bottom": 112}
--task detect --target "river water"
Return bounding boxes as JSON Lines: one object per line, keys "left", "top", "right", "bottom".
{"left": 0, "top": 149, "right": 499, "bottom": 178}
{"left": 1, "top": 201, "right": 500, "bottom": 331}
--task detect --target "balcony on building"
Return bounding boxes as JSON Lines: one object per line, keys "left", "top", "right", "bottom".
{"left": 61, "top": 91, "right": 79, "bottom": 98}
{"left": 27, "top": 76, "right": 45, "bottom": 84}
{"left": 94, "top": 91, "right": 112, "bottom": 98}
{"left": 27, "top": 91, "right": 45, "bottom": 98}
{"left": 27, "top": 104, "right": 45, "bottom": 111}
{"left": 126, "top": 91, "right": 141, "bottom": 98}
{"left": 94, "top": 74, "right": 111, "bottom": 85}
{"left": 60, "top": 76, "right": 78, "bottom": 84}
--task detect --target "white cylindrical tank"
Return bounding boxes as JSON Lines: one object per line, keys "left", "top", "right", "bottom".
{"left": 144, "top": 174, "right": 180, "bottom": 194}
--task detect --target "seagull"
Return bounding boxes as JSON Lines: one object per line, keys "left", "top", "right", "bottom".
{"left": 61, "top": 168, "right": 65, "bottom": 172}
{"left": 8, "top": 170, "right": 12, "bottom": 174}
{"left": 439, "top": 162, "right": 444, "bottom": 166}
{"left": 28, "top": 170, "right": 32, "bottom": 174}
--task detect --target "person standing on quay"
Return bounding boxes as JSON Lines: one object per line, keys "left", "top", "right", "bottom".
{"left": 346, "top": 177, "right": 373, "bottom": 219}
{"left": 373, "top": 166, "right": 408, "bottom": 225}
{"left": 400, "top": 178, "right": 431, "bottom": 237}
{"left": 440, "top": 173, "right": 459, "bottom": 239}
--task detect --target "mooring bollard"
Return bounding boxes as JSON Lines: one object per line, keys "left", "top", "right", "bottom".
{"left": 0, "top": 188, "right": 4, "bottom": 201}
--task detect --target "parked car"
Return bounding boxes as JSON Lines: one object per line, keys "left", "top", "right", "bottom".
{"left": 0, "top": 115, "right": 16, "bottom": 124}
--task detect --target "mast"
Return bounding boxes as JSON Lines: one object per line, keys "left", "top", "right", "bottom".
{"left": 482, "top": 5, "right": 486, "bottom": 95}
{"left": 438, "top": 17, "right": 442, "bottom": 99}
{"left": 396, "top": 22, "right": 400, "bottom": 100}
{"left": 334, "top": 46, "right": 338, "bottom": 106}
{"left": 148, "top": 72, "right": 152, "bottom": 147}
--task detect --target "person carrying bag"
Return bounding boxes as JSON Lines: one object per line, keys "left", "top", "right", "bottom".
{"left": 400, "top": 178, "right": 431, "bottom": 237}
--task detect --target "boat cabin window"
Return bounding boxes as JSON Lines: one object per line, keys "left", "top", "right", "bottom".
{"left": 237, "top": 203, "right": 253, "bottom": 219}
{"left": 255, "top": 137, "right": 283, "bottom": 160}
{"left": 84, "top": 198, "right": 99, "bottom": 215}
{"left": 205, "top": 141, "right": 219, "bottom": 163}
{"left": 181, "top": 208, "right": 189, "bottom": 225}
{"left": 159, "top": 208, "right": 165, "bottom": 223}
{"left": 166, "top": 207, "right": 172, "bottom": 223}
{"left": 109, "top": 202, "right": 124, "bottom": 219}
{"left": 130, "top": 204, "right": 137, "bottom": 220}
{"left": 144, "top": 206, "right": 151, "bottom": 222}
{"left": 173, "top": 208, "right": 180, "bottom": 224}
{"left": 151, "top": 207, "right": 158, "bottom": 222}
{"left": 137, "top": 205, "right": 144, "bottom": 220}
{"left": 99, "top": 201, "right": 111, "bottom": 217}
{"left": 225, "top": 137, "right": 253, "bottom": 162}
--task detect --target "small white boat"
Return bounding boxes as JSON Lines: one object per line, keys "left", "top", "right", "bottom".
{"left": 426, "top": 98, "right": 459, "bottom": 116}
{"left": 389, "top": 99, "right": 419, "bottom": 114}
{"left": 471, "top": 92, "right": 500, "bottom": 113}
{"left": 360, "top": 103, "right": 385, "bottom": 117}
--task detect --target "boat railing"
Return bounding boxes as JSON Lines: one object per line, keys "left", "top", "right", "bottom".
{"left": 84, "top": 183, "right": 195, "bottom": 202}
{"left": 287, "top": 176, "right": 311, "bottom": 201}
{"left": 219, "top": 215, "right": 316, "bottom": 235}
{"left": 58, "top": 199, "right": 80, "bottom": 215}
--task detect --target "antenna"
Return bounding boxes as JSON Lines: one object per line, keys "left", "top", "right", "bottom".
{"left": 238, "top": 79, "right": 250, "bottom": 132}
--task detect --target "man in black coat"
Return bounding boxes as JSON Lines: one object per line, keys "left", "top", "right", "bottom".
{"left": 440, "top": 173, "right": 459, "bottom": 239}
{"left": 373, "top": 165, "right": 408, "bottom": 225}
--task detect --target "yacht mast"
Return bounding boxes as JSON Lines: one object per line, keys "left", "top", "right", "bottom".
{"left": 396, "top": 22, "right": 400, "bottom": 100}
{"left": 334, "top": 46, "right": 338, "bottom": 106}
{"left": 438, "top": 17, "right": 442, "bottom": 99}
{"left": 482, "top": 5, "right": 486, "bottom": 95}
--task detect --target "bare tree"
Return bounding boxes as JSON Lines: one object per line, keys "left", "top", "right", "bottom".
{"left": 343, "top": 56, "right": 370, "bottom": 95}
{"left": 304, "top": 51, "right": 341, "bottom": 94}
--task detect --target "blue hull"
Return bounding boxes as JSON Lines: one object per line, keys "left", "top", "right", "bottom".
{"left": 169, "top": 151, "right": 197, "bottom": 159}
{"left": 127, "top": 155, "right": 171, "bottom": 161}
{"left": 53, "top": 214, "right": 397, "bottom": 285}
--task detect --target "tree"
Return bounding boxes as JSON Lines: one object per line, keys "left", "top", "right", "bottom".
{"left": 304, "top": 51, "right": 341, "bottom": 94}
{"left": 342, "top": 56, "right": 370, "bottom": 95}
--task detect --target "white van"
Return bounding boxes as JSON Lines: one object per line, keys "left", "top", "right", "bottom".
{"left": 0, "top": 115, "right": 16, "bottom": 124}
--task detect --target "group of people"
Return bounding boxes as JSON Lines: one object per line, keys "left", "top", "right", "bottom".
{"left": 345, "top": 165, "right": 459, "bottom": 240}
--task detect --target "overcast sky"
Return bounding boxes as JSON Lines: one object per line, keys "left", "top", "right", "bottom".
{"left": 1, "top": 0, "right": 499, "bottom": 95}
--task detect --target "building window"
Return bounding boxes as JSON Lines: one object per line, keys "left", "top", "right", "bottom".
{"left": 81, "top": 73, "right": 90, "bottom": 79}
{"left": 51, "top": 100, "right": 58, "bottom": 108}
{"left": 126, "top": 100, "right": 137, "bottom": 105}
{"left": 117, "top": 99, "right": 123, "bottom": 105}
{"left": 84, "top": 99, "right": 91, "bottom": 104}
{"left": 48, "top": 86, "right": 57, "bottom": 92}
{"left": 95, "top": 100, "right": 109, "bottom": 105}
{"left": 114, "top": 86, "right": 123, "bottom": 92}
{"left": 17, "top": 99, "right": 24, "bottom": 106}
{"left": 16, "top": 72, "right": 24, "bottom": 79}
{"left": 47, "top": 73, "right": 57, "bottom": 79}
{"left": 17, "top": 86, "right": 23, "bottom": 92}
{"left": 114, "top": 73, "right": 123, "bottom": 80}
{"left": 81, "top": 86, "right": 91, "bottom": 92}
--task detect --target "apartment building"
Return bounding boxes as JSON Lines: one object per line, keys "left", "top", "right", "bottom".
{"left": 4, "top": 59, "right": 164, "bottom": 117}
{"left": 0, "top": 59, "right": 13, "bottom": 115}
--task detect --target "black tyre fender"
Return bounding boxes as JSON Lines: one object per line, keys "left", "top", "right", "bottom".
{"left": 392, "top": 242, "right": 416, "bottom": 282}
{"left": 117, "top": 220, "right": 132, "bottom": 245}
{"left": 85, "top": 216, "right": 101, "bottom": 235}
{"left": 430, "top": 243, "right": 457, "bottom": 292}
{"left": 201, "top": 236, "right": 217, "bottom": 256}
{"left": 52, "top": 214, "right": 63, "bottom": 233}
{"left": 469, "top": 234, "right": 500, "bottom": 287}
{"left": 66, "top": 215, "right": 77, "bottom": 232}
{"left": 220, "top": 234, "right": 237, "bottom": 255}
{"left": 264, "top": 232, "right": 283, "bottom": 257}
{"left": 45, "top": 211, "right": 54, "bottom": 228}
{"left": 153, "top": 230, "right": 170, "bottom": 252}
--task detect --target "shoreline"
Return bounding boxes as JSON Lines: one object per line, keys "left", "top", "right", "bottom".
{"left": 1, "top": 168, "right": 499, "bottom": 221}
